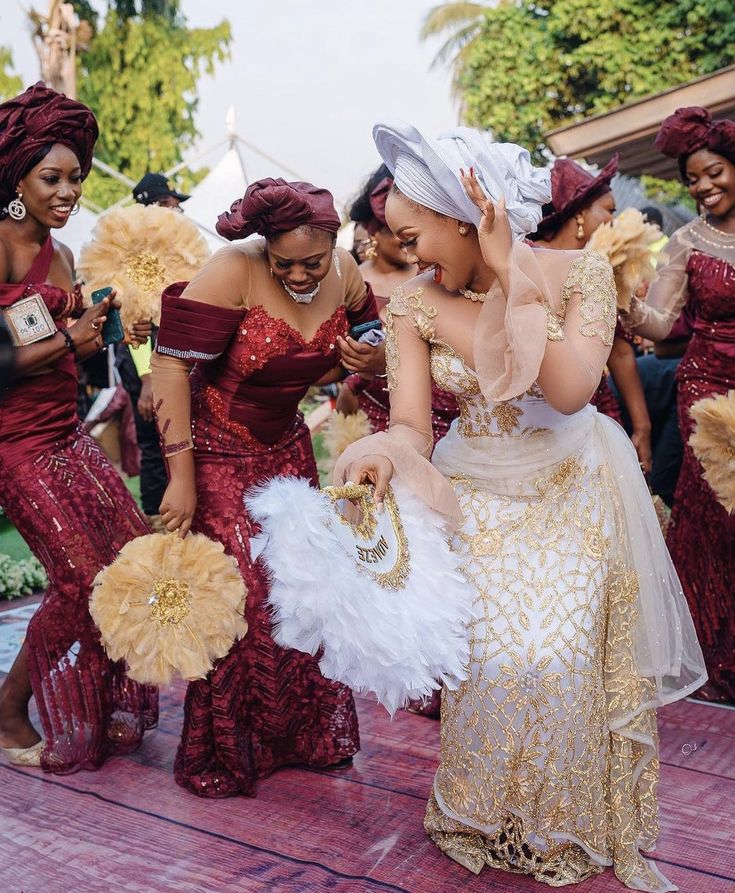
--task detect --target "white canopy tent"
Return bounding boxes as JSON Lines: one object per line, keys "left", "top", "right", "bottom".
{"left": 67, "top": 110, "right": 354, "bottom": 259}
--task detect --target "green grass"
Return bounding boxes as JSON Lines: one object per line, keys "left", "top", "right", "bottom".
{"left": 0, "top": 518, "right": 31, "bottom": 561}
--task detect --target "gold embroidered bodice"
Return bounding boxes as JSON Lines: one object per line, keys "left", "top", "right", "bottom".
{"left": 429, "top": 341, "right": 559, "bottom": 440}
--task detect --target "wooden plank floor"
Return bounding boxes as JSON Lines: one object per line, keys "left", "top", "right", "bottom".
{"left": 1, "top": 609, "right": 734, "bottom": 892}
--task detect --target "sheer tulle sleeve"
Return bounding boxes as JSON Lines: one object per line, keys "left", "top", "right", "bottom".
{"left": 151, "top": 246, "right": 249, "bottom": 456}
{"left": 334, "top": 287, "right": 462, "bottom": 525}
{"left": 619, "top": 230, "right": 691, "bottom": 341}
{"left": 473, "top": 246, "right": 616, "bottom": 413}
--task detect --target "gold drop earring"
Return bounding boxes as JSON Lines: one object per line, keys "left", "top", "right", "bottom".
{"left": 365, "top": 237, "right": 378, "bottom": 261}
{"left": 575, "top": 214, "right": 585, "bottom": 241}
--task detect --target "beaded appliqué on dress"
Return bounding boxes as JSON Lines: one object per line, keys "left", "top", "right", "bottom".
{"left": 571, "top": 248, "right": 618, "bottom": 346}
{"left": 427, "top": 453, "right": 664, "bottom": 889}
{"left": 384, "top": 286, "right": 438, "bottom": 390}
{"left": 236, "top": 304, "right": 347, "bottom": 378}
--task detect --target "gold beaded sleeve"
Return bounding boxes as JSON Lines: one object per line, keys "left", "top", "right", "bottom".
{"left": 570, "top": 249, "right": 617, "bottom": 345}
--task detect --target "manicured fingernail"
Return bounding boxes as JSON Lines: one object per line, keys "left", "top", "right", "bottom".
{"left": 376, "top": 500, "right": 384, "bottom": 514}
{"left": 459, "top": 167, "right": 465, "bottom": 176}
{"left": 470, "top": 166, "right": 474, "bottom": 176}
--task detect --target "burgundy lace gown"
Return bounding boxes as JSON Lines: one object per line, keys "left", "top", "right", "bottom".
{"left": 0, "top": 237, "right": 157, "bottom": 773}
{"left": 155, "top": 260, "right": 369, "bottom": 797}
{"left": 666, "top": 250, "right": 735, "bottom": 701}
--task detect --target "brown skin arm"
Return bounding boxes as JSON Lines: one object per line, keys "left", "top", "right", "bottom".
{"left": 11, "top": 299, "right": 110, "bottom": 376}
{"left": 607, "top": 335, "right": 652, "bottom": 473}
{"left": 314, "top": 366, "right": 344, "bottom": 386}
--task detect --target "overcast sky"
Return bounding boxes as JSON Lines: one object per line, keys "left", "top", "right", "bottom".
{"left": 2, "top": 1, "right": 459, "bottom": 205}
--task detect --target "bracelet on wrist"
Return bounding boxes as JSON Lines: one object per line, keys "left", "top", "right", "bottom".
{"left": 58, "top": 326, "right": 77, "bottom": 353}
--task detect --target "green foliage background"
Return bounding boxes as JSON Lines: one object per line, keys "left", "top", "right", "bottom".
{"left": 457, "top": 0, "right": 735, "bottom": 160}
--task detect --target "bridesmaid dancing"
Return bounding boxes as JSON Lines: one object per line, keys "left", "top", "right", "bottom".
{"left": 0, "top": 83, "right": 157, "bottom": 772}
{"left": 621, "top": 106, "right": 735, "bottom": 703}
{"left": 151, "top": 178, "right": 369, "bottom": 797}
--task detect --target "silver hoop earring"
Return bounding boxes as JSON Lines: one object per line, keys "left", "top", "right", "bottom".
{"left": 70, "top": 203, "right": 81, "bottom": 216}
{"left": 8, "top": 194, "right": 26, "bottom": 221}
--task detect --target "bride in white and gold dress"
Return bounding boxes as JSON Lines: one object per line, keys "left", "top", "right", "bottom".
{"left": 337, "top": 122, "right": 707, "bottom": 892}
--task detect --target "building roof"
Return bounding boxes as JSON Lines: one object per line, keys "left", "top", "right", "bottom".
{"left": 546, "top": 65, "right": 735, "bottom": 178}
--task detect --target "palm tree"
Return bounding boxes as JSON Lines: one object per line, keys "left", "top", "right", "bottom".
{"left": 420, "top": 2, "right": 495, "bottom": 94}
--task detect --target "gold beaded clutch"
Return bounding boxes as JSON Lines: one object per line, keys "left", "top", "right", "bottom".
{"left": 91, "top": 532, "right": 247, "bottom": 686}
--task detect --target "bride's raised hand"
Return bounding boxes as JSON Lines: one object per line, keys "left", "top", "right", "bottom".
{"left": 460, "top": 167, "right": 512, "bottom": 274}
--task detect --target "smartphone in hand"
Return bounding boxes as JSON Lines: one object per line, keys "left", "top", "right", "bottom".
{"left": 91, "top": 286, "right": 125, "bottom": 346}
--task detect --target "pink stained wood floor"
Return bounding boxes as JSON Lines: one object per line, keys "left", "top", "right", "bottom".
{"left": 1, "top": 683, "right": 734, "bottom": 893}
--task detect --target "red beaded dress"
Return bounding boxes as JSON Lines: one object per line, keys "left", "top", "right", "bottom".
{"left": 0, "top": 236, "right": 157, "bottom": 772}
{"left": 153, "top": 243, "right": 369, "bottom": 796}
{"left": 621, "top": 217, "right": 735, "bottom": 702}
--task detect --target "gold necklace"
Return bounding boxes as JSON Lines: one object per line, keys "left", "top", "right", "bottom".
{"left": 459, "top": 287, "right": 487, "bottom": 302}
{"left": 699, "top": 215, "right": 735, "bottom": 243}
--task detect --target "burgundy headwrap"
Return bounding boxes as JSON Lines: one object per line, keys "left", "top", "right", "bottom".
{"left": 0, "top": 82, "right": 99, "bottom": 206}
{"left": 655, "top": 106, "right": 735, "bottom": 164}
{"left": 366, "top": 176, "right": 392, "bottom": 235}
{"left": 535, "top": 154, "right": 618, "bottom": 240}
{"left": 216, "top": 177, "right": 341, "bottom": 241}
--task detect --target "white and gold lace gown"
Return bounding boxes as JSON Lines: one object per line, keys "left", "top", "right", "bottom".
{"left": 336, "top": 247, "right": 706, "bottom": 891}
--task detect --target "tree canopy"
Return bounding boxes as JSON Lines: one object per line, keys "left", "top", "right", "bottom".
{"left": 71, "top": 1, "right": 230, "bottom": 207}
{"left": 0, "top": 47, "right": 22, "bottom": 102}
{"left": 448, "top": 0, "right": 735, "bottom": 158}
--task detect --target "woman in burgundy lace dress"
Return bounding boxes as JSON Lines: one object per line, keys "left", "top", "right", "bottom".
{"left": 620, "top": 107, "right": 735, "bottom": 703}
{"left": 151, "top": 179, "right": 370, "bottom": 796}
{"left": 338, "top": 167, "right": 459, "bottom": 446}
{"left": 0, "top": 84, "right": 157, "bottom": 772}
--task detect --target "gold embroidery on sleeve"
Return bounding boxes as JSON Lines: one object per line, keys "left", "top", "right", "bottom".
{"left": 572, "top": 248, "right": 617, "bottom": 345}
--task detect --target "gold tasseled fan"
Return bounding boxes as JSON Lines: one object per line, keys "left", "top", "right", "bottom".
{"left": 91, "top": 532, "right": 247, "bottom": 686}
{"left": 77, "top": 203, "right": 210, "bottom": 328}
{"left": 588, "top": 208, "right": 660, "bottom": 311}
{"left": 689, "top": 390, "right": 735, "bottom": 514}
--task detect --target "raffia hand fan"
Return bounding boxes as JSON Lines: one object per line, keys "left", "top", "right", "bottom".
{"left": 91, "top": 532, "right": 247, "bottom": 686}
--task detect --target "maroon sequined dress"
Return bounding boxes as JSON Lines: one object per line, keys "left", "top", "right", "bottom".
{"left": 156, "top": 281, "right": 369, "bottom": 797}
{"left": 0, "top": 237, "right": 157, "bottom": 773}
{"left": 666, "top": 250, "right": 735, "bottom": 701}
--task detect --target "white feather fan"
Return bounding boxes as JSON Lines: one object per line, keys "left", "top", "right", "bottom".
{"left": 246, "top": 477, "right": 474, "bottom": 714}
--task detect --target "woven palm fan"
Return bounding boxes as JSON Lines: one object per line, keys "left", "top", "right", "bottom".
{"left": 246, "top": 477, "right": 475, "bottom": 715}
{"left": 77, "top": 203, "right": 210, "bottom": 329}
{"left": 689, "top": 390, "right": 735, "bottom": 514}
{"left": 91, "top": 532, "right": 247, "bottom": 686}
{"left": 588, "top": 207, "right": 660, "bottom": 311}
